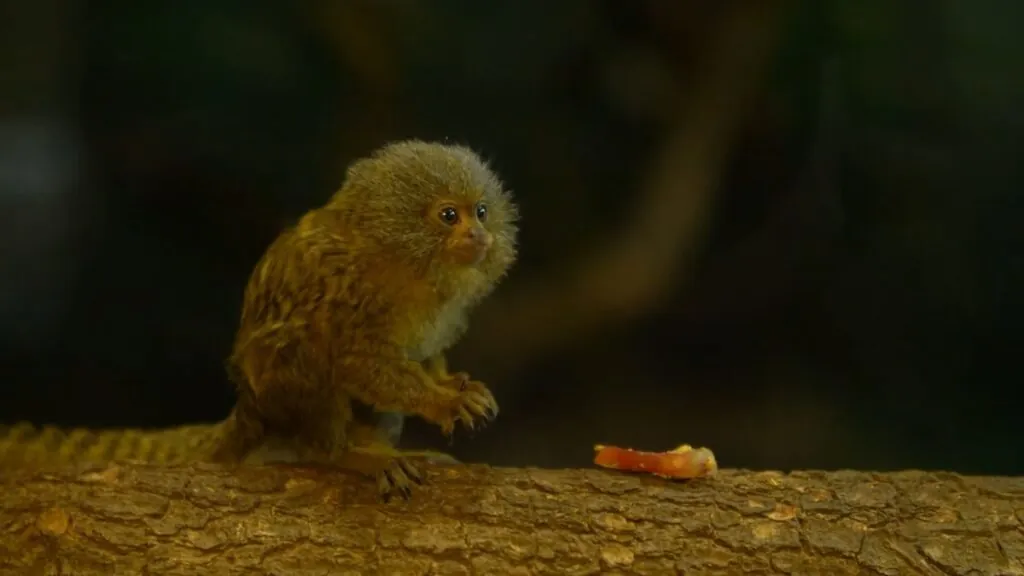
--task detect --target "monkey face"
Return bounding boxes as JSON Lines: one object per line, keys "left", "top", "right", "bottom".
{"left": 329, "top": 140, "right": 519, "bottom": 295}
{"left": 433, "top": 200, "right": 496, "bottom": 267}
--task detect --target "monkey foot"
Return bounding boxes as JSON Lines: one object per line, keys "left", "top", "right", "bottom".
{"left": 335, "top": 445, "right": 425, "bottom": 501}
{"left": 375, "top": 455, "right": 424, "bottom": 501}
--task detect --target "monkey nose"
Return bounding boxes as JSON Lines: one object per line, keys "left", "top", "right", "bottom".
{"left": 466, "top": 226, "right": 492, "bottom": 246}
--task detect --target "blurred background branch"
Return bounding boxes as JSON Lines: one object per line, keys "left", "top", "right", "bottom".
{"left": 457, "top": 0, "right": 787, "bottom": 374}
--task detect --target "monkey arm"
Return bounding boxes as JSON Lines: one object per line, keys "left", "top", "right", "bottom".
{"left": 424, "top": 353, "right": 485, "bottom": 390}
{"left": 423, "top": 354, "right": 470, "bottom": 389}
{"left": 335, "top": 354, "right": 495, "bottom": 436}
{"left": 335, "top": 355, "right": 452, "bottom": 417}
{"left": 423, "top": 354, "right": 450, "bottom": 380}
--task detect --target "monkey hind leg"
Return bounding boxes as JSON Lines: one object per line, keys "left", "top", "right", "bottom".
{"left": 349, "top": 402, "right": 405, "bottom": 448}
{"left": 395, "top": 449, "right": 461, "bottom": 465}
{"left": 347, "top": 407, "right": 460, "bottom": 466}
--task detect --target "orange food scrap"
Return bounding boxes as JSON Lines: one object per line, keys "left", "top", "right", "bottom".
{"left": 593, "top": 443, "right": 717, "bottom": 479}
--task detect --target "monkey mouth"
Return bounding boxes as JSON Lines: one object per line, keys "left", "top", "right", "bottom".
{"left": 450, "top": 238, "right": 491, "bottom": 266}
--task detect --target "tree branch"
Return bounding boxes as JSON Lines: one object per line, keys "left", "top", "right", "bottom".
{"left": 2, "top": 463, "right": 1022, "bottom": 575}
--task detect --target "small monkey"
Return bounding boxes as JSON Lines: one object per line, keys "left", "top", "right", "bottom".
{"left": 228, "top": 139, "right": 518, "bottom": 496}
{"left": 0, "top": 140, "right": 519, "bottom": 499}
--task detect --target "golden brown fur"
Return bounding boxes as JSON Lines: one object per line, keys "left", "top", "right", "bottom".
{"left": 227, "top": 140, "right": 517, "bottom": 494}
{"left": 0, "top": 140, "right": 518, "bottom": 497}
{"left": 0, "top": 421, "right": 226, "bottom": 468}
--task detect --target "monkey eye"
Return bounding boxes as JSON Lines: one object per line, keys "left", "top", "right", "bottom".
{"left": 475, "top": 203, "right": 488, "bottom": 222}
{"left": 439, "top": 206, "right": 459, "bottom": 225}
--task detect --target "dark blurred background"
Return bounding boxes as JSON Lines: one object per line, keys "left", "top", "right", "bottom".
{"left": 1, "top": 0, "right": 1020, "bottom": 475}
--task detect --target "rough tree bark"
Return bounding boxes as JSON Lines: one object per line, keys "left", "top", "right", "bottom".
{"left": 1, "top": 463, "right": 1022, "bottom": 575}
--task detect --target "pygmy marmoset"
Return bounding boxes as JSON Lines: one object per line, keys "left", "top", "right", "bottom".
{"left": 0, "top": 140, "right": 519, "bottom": 499}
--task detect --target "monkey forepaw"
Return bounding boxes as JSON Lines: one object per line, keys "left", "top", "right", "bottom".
{"left": 434, "top": 379, "right": 499, "bottom": 438}
{"left": 437, "top": 371, "right": 472, "bottom": 391}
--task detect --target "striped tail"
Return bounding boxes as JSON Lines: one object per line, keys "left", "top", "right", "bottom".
{"left": 0, "top": 420, "right": 231, "bottom": 469}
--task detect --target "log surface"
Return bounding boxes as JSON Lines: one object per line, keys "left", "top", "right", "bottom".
{"left": 1, "top": 463, "right": 1022, "bottom": 575}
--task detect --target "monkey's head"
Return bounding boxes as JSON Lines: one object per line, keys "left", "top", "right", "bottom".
{"left": 329, "top": 140, "right": 519, "bottom": 301}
